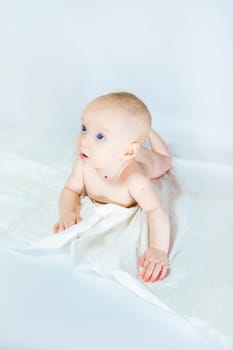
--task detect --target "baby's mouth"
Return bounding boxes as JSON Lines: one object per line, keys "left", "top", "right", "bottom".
{"left": 80, "top": 152, "right": 89, "bottom": 160}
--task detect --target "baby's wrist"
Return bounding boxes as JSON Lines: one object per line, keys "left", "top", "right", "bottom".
{"left": 60, "top": 210, "right": 78, "bottom": 218}
{"left": 149, "top": 244, "right": 168, "bottom": 255}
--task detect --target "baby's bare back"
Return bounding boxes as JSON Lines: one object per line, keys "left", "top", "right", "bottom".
{"left": 83, "top": 147, "right": 154, "bottom": 208}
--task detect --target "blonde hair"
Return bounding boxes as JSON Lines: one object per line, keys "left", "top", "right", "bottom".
{"left": 91, "top": 92, "right": 152, "bottom": 144}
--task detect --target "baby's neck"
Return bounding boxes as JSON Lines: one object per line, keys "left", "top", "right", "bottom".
{"left": 96, "top": 161, "right": 129, "bottom": 182}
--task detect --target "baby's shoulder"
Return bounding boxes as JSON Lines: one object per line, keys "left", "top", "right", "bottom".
{"left": 65, "top": 157, "right": 84, "bottom": 194}
{"left": 72, "top": 157, "right": 84, "bottom": 174}
{"left": 122, "top": 160, "right": 150, "bottom": 183}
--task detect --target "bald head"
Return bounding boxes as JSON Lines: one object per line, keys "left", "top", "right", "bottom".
{"left": 86, "top": 92, "right": 151, "bottom": 145}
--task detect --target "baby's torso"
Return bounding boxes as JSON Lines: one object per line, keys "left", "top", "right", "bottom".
{"left": 83, "top": 167, "right": 135, "bottom": 207}
{"left": 82, "top": 147, "right": 154, "bottom": 208}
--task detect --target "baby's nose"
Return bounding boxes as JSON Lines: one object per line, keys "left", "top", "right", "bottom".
{"left": 81, "top": 134, "right": 91, "bottom": 148}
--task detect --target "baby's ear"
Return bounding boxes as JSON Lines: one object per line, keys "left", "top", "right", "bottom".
{"left": 123, "top": 142, "right": 140, "bottom": 160}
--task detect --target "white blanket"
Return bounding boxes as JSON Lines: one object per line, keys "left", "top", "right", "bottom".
{"left": 1, "top": 140, "right": 232, "bottom": 348}
{"left": 12, "top": 171, "right": 184, "bottom": 312}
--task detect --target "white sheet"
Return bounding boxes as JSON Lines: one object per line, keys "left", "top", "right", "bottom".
{"left": 0, "top": 135, "right": 232, "bottom": 349}
{"left": 10, "top": 170, "right": 184, "bottom": 312}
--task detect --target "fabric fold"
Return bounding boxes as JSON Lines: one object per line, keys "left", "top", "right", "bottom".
{"left": 8, "top": 170, "right": 185, "bottom": 318}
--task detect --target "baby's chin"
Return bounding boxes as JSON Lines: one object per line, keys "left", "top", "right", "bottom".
{"left": 94, "top": 159, "right": 122, "bottom": 169}
{"left": 94, "top": 162, "right": 115, "bottom": 169}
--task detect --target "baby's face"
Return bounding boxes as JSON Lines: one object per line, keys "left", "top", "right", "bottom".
{"left": 77, "top": 101, "right": 135, "bottom": 168}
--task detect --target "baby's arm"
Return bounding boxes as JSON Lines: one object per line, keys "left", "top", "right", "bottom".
{"left": 53, "top": 159, "right": 84, "bottom": 233}
{"left": 127, "top": 169, "right": 170, "bottom": 282}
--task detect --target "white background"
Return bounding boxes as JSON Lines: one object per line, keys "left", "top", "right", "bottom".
{"left": 0, "top": 0, "right": 232, "bottom": 163}
{"left": 0, "top": 2, "right": 233, "bottom": 349}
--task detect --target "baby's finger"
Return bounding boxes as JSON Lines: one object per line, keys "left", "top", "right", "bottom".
{"left": 139, "top": 253, "right": 146, "bottom": 266}
{"left": 140, "top": 262, "right": 154, "bottom": 281}
{"left": 65, "top": 221, "right": 71, "bottom": 229}
{"left": 158, "top": 264, "right": 168, "bottom": 280}
{"left": 59, "top": 222, "right": 65, "bottom": 232}
{"left": 150, "top": 263, "right": 163, "bottom": 282}
{"left": 53, "top": 223, "right": 59, "bottom": 234}
{"left": 67, "top": 220, "right": 75, "bottom": 229}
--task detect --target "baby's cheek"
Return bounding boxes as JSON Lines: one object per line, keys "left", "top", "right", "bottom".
{"left": 93, "top": 153, "right": 106, "bottom": 168}
{"left": 94, "top": 152, "right": 112, "bottom": 168}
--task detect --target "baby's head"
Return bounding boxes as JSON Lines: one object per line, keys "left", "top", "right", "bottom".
{"left": 77, "top": 92, "right": 151, "bottom": 168}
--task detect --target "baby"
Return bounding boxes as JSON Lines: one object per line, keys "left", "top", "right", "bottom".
{"left": 53, "top": 92, "right": 173, "bottom": 283}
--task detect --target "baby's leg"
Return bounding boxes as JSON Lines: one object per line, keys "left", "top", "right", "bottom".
{"left": 148, "top": 129, "right": 172, "bottom": 179}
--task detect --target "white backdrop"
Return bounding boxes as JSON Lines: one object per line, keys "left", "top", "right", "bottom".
{"left": 0, "top": 2, "right": 233, "bottom": 349}
{"left": 0, "top": 0, "right": 232, "bottom": 162}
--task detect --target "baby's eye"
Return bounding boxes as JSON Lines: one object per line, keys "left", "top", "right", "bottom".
{"left": 96, "top": 133, "right": 105, "bottom": 141}
{"left": 81, "top": 125, "right": 87, "bottom": 133}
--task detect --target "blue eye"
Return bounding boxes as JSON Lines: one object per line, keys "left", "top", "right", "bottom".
{"left": 81, "top": 125, "right": 87, "bottom": 133}
{"left": 96, "top": 133, "right": 104, "bottom": 141}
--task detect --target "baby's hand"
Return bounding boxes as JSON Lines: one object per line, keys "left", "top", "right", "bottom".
{"left": 138, "top": 247, "right": 168, "bottom": 282}
{"left": 53, "top": 212, "right": 81, "bottom": 234}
